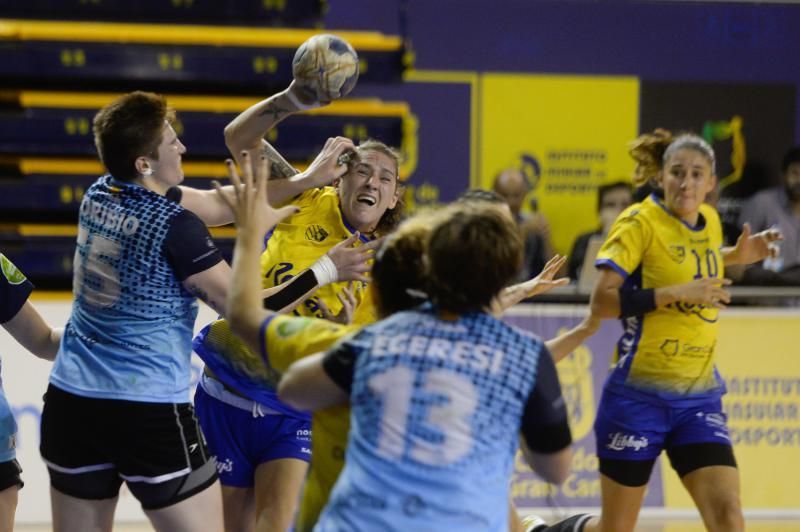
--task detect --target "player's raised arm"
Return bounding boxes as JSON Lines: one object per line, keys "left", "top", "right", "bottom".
{"left": 278, "top": 347, "right": 351, "bottom": 411}
{"left": 224, "top": 81, "right": 318, "bottom": 170}
{"left": 212, "top": 152, "right": 298, "bottom": 354}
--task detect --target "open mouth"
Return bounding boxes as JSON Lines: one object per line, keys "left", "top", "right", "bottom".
{"left": 356, "top": 194, "right": 377, "bottom": 206}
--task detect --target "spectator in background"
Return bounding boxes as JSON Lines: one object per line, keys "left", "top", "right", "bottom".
{"left": 493, "top": 169, "right": 554, "bottom": 280}
{"left": 568, "top": 181, "right": 633, "bottom": 281}
{"left": 737, "top": 146, "right": 800, "bottom": 285}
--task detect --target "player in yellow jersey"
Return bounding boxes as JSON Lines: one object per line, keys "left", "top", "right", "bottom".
{"left": 528, "top": 130, "right": 782, "bottom": 532}
{"left": 211, "top": 154, "right": 601, "bottom": 532}
{"left": 193, "top": 78, "right": 403, "bottom": 532}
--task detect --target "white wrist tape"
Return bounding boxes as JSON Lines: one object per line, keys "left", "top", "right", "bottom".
{"left": 285, "top": 90, "right": 319, "bottom": 112}
{"left": 310, "top": 254, "right": 339, "bottom": 286}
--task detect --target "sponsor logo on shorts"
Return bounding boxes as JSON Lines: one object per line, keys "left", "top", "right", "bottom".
{"left": 215, "top": 457, "right": 234, "bottom": 475}
{"left": 296, "top": 429, "right": 311, "bottom": 441}
{"left": 701, "top": 412, "right": 726, "bottom": 428}
{"left": 301, "top": 447, "right": 311, "bottom": 455}
{"left": 606, "top": 432, "right": 649, "bottom": 452}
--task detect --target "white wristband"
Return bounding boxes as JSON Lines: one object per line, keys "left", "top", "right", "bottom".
{"left": 310, "top": 254, "right": 339, "bottom": 286}
{"left": 284, "top": 89, "right": 319, "bottom": 112}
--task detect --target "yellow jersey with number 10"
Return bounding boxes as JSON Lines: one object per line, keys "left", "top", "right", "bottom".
{"left": 595, "top": 194, "right": 725, "bottom": 404}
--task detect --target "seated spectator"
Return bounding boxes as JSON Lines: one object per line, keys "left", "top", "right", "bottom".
{"left": 738, "top": 146, "right": 800, "bottom": 285}
{"left": 492, "top": 168, "right": 554, "bottom": 280}
{"left": 568, "top": 181, "right": 633, "bottom": 281}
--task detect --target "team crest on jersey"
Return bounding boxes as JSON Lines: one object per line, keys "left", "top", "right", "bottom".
{"left": 660, "top": 339, "right": 679, "bottom": 357}
{"left": 276, "top": 317, "right": 312, "bottom": 338}
{"left": 0, "top": 254, "right": 26, "bottom": 285}
{"left": 667, "top": 245, "right": 686, "bottom": 263}
{"left": 305, "top": 225, "right": 329, "bottom": 242}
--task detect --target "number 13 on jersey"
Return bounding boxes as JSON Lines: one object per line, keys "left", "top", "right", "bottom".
{"left": 368, "top": 366, "right": 479, "bottom": 466}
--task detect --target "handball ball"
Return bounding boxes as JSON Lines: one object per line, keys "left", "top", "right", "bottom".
{"left": 292, "top": 34, "right": 359, "bottom": 103}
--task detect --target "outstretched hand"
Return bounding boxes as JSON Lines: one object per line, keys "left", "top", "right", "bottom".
{"left": 303, "top": 136, "right": 357, "bottom": 188}
{"left": 728, "top": 223, "right": 783, "bottom": 266}
{"left": 523, "top": 254, "right": 570, "bottom": 298}
{"left": 326, "top": 233, "right": 383, "bottom": 283}
{"left": 671, "top": 277, "right": 733, "bottom": 309}
{"left": 213, "top": 151, "right": 298, "bottom": 239}
{"left": 317, "top": 282, "right": 358, "bottom": 325}
{"left": 286, "top": 80, "right": 330, "bottom": 110}
{"left": 495, "top": 254, "right": 570, "bottom": 313}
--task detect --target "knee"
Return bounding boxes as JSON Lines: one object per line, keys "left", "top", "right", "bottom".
{"left": 709, "top": 496, "right": 744, "bottom": 532}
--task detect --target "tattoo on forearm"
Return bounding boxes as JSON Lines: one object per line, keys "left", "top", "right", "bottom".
{"left": 258, "top": 102, "right": 291, "bottom": 121}
{"left": 187, "top": 284, "right": 223, "bottom": 314}
{"left": 261, "top": 143, "right": 299, "bottom": 179}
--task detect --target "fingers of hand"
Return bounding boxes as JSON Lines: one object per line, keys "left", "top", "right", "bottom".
{"left": 212, "top": 180, "right": 235, "bottom": 211}
{"left": 225, "top": 159, "right": 243, "bottom": 195}
{"left": 740, "top": 222, "right": 752, "bottom": 239}
{"left": 274, "top": 205, "right": 300, "bottom": 223}
{"left": 316, "top": 298, "right": 331, "bottom": 317}
{"left": 361, "top": 236, "right": 384, "bottom": 251}
{"left": 544, "top": 254, "right": 562, "bottom": 268}
{"left": 345, "top": 282, "right": 358, "bottom": 303}
{"left": 760, "top": 229, "right": 784, "bottom": 243}
{"left": 240, "top": 151, "right": 255, "bottom": 189}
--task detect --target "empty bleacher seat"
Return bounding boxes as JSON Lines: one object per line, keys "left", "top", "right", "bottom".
{"left": 0, "top": 20, "right": 408, "bottom": 93}
{"left": 0, "top": 0, "right": 325, "bottom": 28}
{"left": 0, "top": 91, "right": 409, "bottom": 160}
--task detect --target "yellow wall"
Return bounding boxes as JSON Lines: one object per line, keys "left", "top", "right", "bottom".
{"left": 479, "top": 74, "right": 638, "bottom": 255}
{"left": 663, "top": 313, "right": 800, "bottom": 508}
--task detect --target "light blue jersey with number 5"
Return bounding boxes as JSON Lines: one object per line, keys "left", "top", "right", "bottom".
{"left": 50, "top": 176, "right": 199, "bottom": 403}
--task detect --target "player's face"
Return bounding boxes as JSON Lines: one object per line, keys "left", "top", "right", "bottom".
{"left": 338, "top": 150, "right": 399, "bottom": 234}
{"left": 658, "top": 148, "right": 716, "bottom": 223}
{"left": 150, "top": 122, "right": 186, "bottom": 187}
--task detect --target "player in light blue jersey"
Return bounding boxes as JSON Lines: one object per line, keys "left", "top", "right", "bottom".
{"left": 278, "top": 202, "right": 574, "bottom": 532}
{"left": 39, "top": 91, "right": 231, "bottom": 532}
{"left": 38, "top": 91, "right": 354, "bottom": 532}
{"left": 0, "top": 253, "right": 61, "bottom": 530}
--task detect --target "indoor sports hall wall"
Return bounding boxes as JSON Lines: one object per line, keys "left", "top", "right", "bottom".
{"left": 505, "top": 306, "right": 800, "bottom": 516}
{"left": 329, "top": 0, "right": 799, "bottom": 248}
{"left": 4, "top": 301, "right": 798, "bottom": 523}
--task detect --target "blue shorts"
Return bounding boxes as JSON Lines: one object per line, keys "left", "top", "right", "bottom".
{"left": 194, "top": 375, "right": 311, "bottom": 488}
{"left": 594, "top": 388, "right": 732, "bottom": 462}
